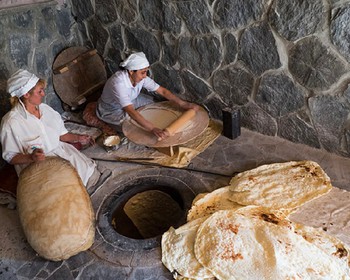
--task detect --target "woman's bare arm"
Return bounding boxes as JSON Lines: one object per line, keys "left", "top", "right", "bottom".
{"left": 155, "top": 86, "right": 200, "bottom": 111}
{"left": 124, "top": 104, "right": 169, "bottom": 140}
{"left": 10, "top": 148, "right": 45, "bottom": 164}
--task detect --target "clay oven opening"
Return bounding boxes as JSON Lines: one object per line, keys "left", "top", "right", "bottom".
{"left": 97, "top": 170, "right": 198, "bottom": 251}
{"left": 111, "top": 185, "right": 186, "bottom": 239}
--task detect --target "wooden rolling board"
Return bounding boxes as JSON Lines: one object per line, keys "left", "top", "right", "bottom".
{"left": 122, "top": 101, "right": 209, "bottom": 148}
{"left": 52, "top": 47, "right": 107, "bottom": 108}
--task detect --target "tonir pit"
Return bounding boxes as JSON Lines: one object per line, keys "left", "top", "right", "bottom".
{"left": 111, "top": 186, "right": 185, "bottom": 239}
{"left": 95, "top": 170, "right": 197, "bottom": 252}
{"left": 122, "top": 101, "right": 209, "bottom": 147}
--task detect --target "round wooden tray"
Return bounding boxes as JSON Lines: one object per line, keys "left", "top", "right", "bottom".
{"left": 122, "top": 101, "right": 209, "bottom": 147}
{"left": 52, "top": 46, "right": 106, "bottom": 107}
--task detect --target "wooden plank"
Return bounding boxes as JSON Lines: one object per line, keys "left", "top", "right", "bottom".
{"left": 53, "top": 49, "right": 98, "bottom": 74}
{"left": 73, "top": 81, "right": 105, "bottom": 105}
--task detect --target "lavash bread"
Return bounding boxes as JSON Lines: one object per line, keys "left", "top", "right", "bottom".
{"left": 17, "top": 157, "right": 95, "bottom": 261}
{"left": 161, "top": 217, "right": 215, "bottom": 280}
{"left": 194, "top": 207, "right": 350, "bottom": 280}
{"left": 187, "top": 186, "right": 243, "bottom": 222}
{"left": 235, "top": 205, "right": 350, "bottom": 271}
{"left": 162, "top": 160, "right": 350, "bottom": 279}
{"left": 292, "top": 222, "right": 350, "bottom": 273}
{"left": 229, "top": 160, "right": 332, "bottom": 212}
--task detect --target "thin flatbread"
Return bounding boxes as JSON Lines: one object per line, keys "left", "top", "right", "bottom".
{"left": 17, "top": 157, "right": 95, "bottom": 261}
{"left": 187, "top": 186, "right": 244, "bottom": 222}
{"left": 161, "top": 217, "right": 215, "bottom": 279}
{"left": 293, "top": 222, "right": 350, "bottom": 273}
{"left": 236, "top": 206, "right": 350, "bottom": 271}
{"left": 194, "top": 208, "right": 350, "bottom": 280}
{"left": 229, "top": 160, "right": 332, "bottom": 211}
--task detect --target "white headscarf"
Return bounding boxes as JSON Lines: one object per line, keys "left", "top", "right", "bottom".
{"left": 7, "top": 69, "right": 39, "bottom": 98}
{"left": 119, "top": 52, "right": 150, "bottom": 70}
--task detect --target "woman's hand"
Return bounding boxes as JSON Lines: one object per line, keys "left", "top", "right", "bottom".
{"left": 152, "top": 127, "right": 170, "bottom": 141}
{"left": 77, "top": 135, "right": 95, "bottom": 146}
{"left": 156, "top": 86, "right": 201, "bottom": 112}
{"left": 124, "top": 105, "right": 169, "bottom": 140}
{"left": 9, "top": 149, "right": 46, "bottom": 165}
{"left": 60, "top": 133, "right": 95, "bottom": 146}
{"left": 31, "top": 148, "right": 45, "bottom": 162}
{"left": 179, "top": 101, "right": 200, "bottom": 112}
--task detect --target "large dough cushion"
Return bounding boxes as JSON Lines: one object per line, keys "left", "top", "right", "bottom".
{"left": 16, "top": 157, "right": 95, "bottom": 261}
{"left": 122, "top": 101, "right": 209, "bottom": 147}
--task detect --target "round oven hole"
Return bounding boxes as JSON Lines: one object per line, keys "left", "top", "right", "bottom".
{"left": 111, "top": 185, "right": 186, "bottom": 239}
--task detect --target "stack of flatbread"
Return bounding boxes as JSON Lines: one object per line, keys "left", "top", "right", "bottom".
{"left": 161, "top": 160, "right": 350, "bottom": 280}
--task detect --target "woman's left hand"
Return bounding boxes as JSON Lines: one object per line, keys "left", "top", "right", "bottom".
{"left": 152, "top": 127, "right": 170, "bottom": 141}
{"left": 78, "top": 135, "right": 95, "bottom": 146}
{"left": 179, "top": 101, "right": 200, "bottom": 112}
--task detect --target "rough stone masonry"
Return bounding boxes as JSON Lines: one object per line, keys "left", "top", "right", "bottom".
{"left": 1, "top": 0, "right": 350, "bottom": 159}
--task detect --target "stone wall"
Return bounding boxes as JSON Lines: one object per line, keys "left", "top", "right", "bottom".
{"left": 1, "top": 0, "right": 350, "bottom": 158}
{"left": 70, "top": 0, "right": 350, "bottom": 157}
{"left": 0, "top": 0, "right": 80, "bottom": 115}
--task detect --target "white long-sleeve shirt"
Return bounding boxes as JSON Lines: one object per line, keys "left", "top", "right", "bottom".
{"left": 0, "top": 102, "right": 96, "bottom": 185}
{"left": 96, "top": 70, "right": 160, "bottom": 125}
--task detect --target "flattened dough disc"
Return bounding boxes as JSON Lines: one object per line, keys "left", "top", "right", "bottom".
{"left": 122, "top": 101, "right": 209, "bottom": 147}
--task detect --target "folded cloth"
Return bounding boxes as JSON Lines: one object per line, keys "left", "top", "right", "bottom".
{"left": 119, "top": 52, "right": 150, "bottom": 70}
{"left": 7, "top": 69, "right": 39, "bottom": 97}
{"left": 154, "top": 120, "right": 222, "bottom": 167}
{"left": 83, "top": 102, "right": 116, "bottom": 135}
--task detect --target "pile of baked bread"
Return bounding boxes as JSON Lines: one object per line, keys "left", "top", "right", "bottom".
{"left": 161, "top": 160, "right": 350, "bottom": 279}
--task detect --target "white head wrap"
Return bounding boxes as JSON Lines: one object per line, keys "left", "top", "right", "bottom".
{"left": 7, "top": 69, "right": 39, "bottom": 98}
{"left": 119, "top": 52, "right": 150, "bottom": 70}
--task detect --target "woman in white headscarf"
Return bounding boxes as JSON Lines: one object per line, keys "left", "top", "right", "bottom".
{"left": 0, "top": 69, "right": 99, "bottom": 187}
{"left": 96, "top": 52, "right": 199, "bottom": 140}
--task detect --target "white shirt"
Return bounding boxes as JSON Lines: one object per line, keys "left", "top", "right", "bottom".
{"left": 0, "top": 102, "right": 96, "bottom": 185}
{"left": 96, "top": 70, "right": 159, "bottom": 125}
{"left": 101, "top": 70, "right": 159, "bottom": 107}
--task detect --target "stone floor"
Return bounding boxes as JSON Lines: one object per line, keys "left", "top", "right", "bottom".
{"left": 1, "top": 128, "right": 350, "bottom": 279}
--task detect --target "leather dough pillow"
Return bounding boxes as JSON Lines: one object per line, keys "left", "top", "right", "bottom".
{"left": 17, "top": 157, "right": 95, "bottom": 261}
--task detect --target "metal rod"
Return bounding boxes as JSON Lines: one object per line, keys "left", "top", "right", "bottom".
{"left": 91, "top": 157, "right": 235, "bottom": 178}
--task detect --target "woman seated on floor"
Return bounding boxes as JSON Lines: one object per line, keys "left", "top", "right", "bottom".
{"left": 96, "top": 51, "right": 199, "bottom": 140}
{"left": 0, "top": 69, "right": 100, "bottom": 188}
